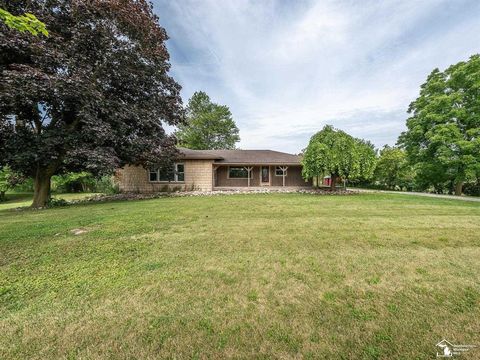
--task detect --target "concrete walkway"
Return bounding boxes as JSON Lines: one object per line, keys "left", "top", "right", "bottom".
{"left": 350, "top": 188, "right": 480, "bottom": 203}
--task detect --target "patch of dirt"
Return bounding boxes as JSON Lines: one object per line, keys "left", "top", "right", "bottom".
{"left": 70, "top": 228, "right": 89, "bottom": 236}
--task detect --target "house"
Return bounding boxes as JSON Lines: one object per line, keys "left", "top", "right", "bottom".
{"left": 115, "top": 148, "right": 312, "bottom": 192}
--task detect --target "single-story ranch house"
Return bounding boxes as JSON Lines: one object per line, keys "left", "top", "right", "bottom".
{"left": 116, "top": 148, "right": 312, "bottom": 192}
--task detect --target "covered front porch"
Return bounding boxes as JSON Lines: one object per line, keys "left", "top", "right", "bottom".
{"left": 212, "top": 164, "right": 311, "bottom": 188}
{"left": 213, "top": 186, "right": 312, "bottom": 191}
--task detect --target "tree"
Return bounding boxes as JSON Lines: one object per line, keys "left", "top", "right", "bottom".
{"left": 0, "top": 0, "right": 183, "bottom": 207}
{"left": 398, "top": 55, "right": 480, "bottom": 195}
{"left": 374, "top": 146, "right": 414, "bottom": 190}
{"left": 0, "top": 165, "right": 24, "bottom": 201}
{"left": 413, "top": 162, "right": 451, "bottom": 193}
{"left": 176, "top": 91, "right": 240, "bottom": 150}
{"left": 0, "top": 7, "right": 48, "bottom": 35}
{"left": 51, "top": 172, "right": 96, "bottom": 193}
{"left": 302, "top": 125, "right": 376, "bottom": 189}
{"left": 354, "top": 138, "right": 377, "bottom": 183}
{"left": 0, "top": 166, "right": 12, "bottom": 201}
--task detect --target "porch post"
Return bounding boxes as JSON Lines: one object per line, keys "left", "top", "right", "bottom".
{"left": 212, "top": 165, "right": 219, "bottom": 189}
{"left": 244, "top": 166, "right": 253, "bottom": 187}
{"left": 279, "top": 166, "right": 288, "bottom": 187}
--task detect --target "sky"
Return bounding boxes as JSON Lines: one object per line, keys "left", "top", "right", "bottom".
{"left": 152, "top": 0, "right": 480, "bottom": 153}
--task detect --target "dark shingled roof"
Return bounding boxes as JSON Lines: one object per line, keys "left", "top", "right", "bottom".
{"left": 177, "top": 148, "right": 302, "bottom": 165}
{"left": 177, "top": 148, "right": 223, "bottom": 160}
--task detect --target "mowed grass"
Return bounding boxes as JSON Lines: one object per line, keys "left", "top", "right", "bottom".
{"left": 0, "top": 192, "right": 99, "bottom": 211}
{"left": 0, "top": 193, "right": 479, "bottom": 359}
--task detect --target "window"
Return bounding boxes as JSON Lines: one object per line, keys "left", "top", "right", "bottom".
{"left": 228, "top": 167, "right": 252, "bottom": 179}
{"left": 159, "top": 167, "right": 174, "bottom": 181}
{"left": 149, "top": 169, "right": 158, "bottom": 182}
{"left": 175, "top": 163, "right": 185, "bottom": 182}
{"left": 275, "top": 166, "right": 287, "bottom": 176}
{"left": 149, "top": 163, "right": 185, "bottom": 182}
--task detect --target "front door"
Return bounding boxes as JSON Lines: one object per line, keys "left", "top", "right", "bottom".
{"left": 261, "top": 166, "right": 270, "bottom": 184}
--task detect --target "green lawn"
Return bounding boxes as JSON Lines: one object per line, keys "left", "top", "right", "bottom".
{"left": 0, "top": 192, "right": 99, "bottom": 211}
{"left": 0, "top": 193, "right": 479, "bottom": 359}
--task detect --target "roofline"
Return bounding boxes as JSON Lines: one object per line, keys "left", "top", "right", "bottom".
{"left": 176, "top": 148, "right": 303, "bottom": 162}
{"left": 176, "top": 154, "right": 224, "bottom": 160}
{"left": 212, "top": 162, "right": 302, "bottom": 166}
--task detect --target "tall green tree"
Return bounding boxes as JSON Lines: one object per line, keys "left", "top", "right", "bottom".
{"left": 398, "top": 54, "right": 480, "bottom": 195}
{"left": 354, "top": 138, "right": 377, "bottom": 182}
{"left": 176, "top": 91, "right": 240, "bottom": 150}
{"left": 302, "top": 125, "right": 376, "bottom": 189}
{"left": 0, "top": 0, "right": 183, "bottom": 207}
{"left": 374, "top": 145, "right": 414, "bottom": 190}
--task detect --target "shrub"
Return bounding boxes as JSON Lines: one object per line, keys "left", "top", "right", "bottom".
{"left": 0, "top": 166, "right": 26, "bottom": 201}
{"left": 50, "top": 172, "right": 119, "bottom": 194}
{"left": 12, "top": 178, "right": 34, "bottom": 192}
{"left": 51, "top": 172, "right": 96, "bottom": 193}
{"left": 46, "top": 197, "right": 69, "bottom": 208}
{"left": 464, "top": 181, "right": 480, "bottom": 196}
{"left": 93, "top": 175, "right": 120, "bottom": 195}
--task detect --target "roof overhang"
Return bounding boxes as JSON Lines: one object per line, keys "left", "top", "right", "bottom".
{"left": 213, "top": 162, "right": 302, "bottom": 166}
{"left": 177, "top": 155, "right": 223, "bottom": 160}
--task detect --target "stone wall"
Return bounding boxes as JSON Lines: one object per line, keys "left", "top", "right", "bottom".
{"left": 115, "top": 160, "right": 214, "bottom": 193}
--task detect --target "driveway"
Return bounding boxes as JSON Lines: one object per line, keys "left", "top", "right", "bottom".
{"left": 350, "top": 188, "right": 480, "bottom": 203}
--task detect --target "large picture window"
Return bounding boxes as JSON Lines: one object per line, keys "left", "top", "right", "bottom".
{"left": 228, "top": 167, "right": 253, "bottom": 179}
{"left": 149, "top": 163, "right": 185, "bottom": 182}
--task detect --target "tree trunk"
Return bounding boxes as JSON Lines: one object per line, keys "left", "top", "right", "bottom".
{"left": 455, "top": 181, "right": 463, "bottom": 196}
{"left": 32, "top": 170, "right": 52, "bottom": 208}
{"left": 0, "top": 191, "right": 5, "bottom": 202}
{"left": 330, "top": 174, "right": 337, "bottom": 190}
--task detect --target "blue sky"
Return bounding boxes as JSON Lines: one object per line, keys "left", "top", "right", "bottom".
{"left": 152, "top": 0, "right": 480, "bottom": 153}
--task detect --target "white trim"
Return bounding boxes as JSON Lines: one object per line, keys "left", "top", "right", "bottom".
{"left": 175, "top": 163, "right": 185, "bottom": 182}
{"left": 149, "top": 169, "right": 159, "bottom": 182}
{"left": 149, "top": 181, "right": 185, "bottom": 184}
{"left": 275, "top": 166, "right": 287, "bottom": 176}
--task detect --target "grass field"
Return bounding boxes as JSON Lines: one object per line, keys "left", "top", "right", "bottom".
{"left": 0, "top": 192, "right": 99, "bottom": 211}
{"left": 0, "top": 193, "right": 479, "bottom": 359}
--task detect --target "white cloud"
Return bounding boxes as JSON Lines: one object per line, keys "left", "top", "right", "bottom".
{"left": 154, "top": 0, "right": 480, "bottom": 153}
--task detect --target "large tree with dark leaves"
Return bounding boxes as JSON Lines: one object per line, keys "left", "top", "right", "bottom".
{"left": 0, "top": 0, "right": 183, "bottom": 207}
{"left": 398, "top": 55, "right": 480, "bottom": 195}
